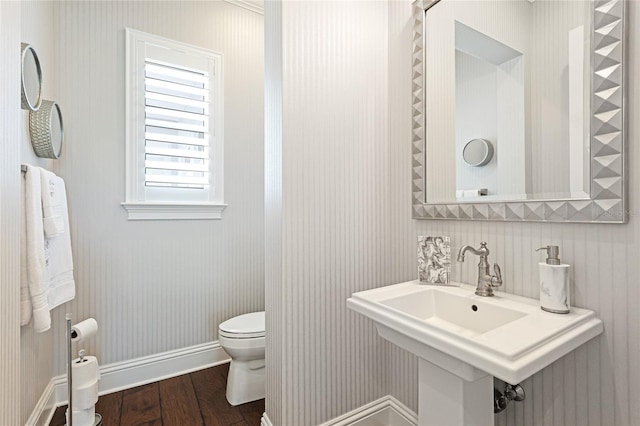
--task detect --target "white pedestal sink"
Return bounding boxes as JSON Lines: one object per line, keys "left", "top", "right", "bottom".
{"left": 347, "top": 281, "right": 603, "bottom": 426}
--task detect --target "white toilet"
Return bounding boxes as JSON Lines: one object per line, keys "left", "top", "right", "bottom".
{"left": 218, "top": 311, "right": 266, "bottom": 406}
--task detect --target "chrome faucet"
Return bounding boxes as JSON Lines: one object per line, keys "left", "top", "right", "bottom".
{"left": 456, "top": 241, "right": 503, "bottom": 297}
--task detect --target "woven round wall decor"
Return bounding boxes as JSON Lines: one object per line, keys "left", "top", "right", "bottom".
{"left": 28, "top": 100, "right": 64, "bottom": 159}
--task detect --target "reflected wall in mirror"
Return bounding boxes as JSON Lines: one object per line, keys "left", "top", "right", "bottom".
{"left": 411, "top": 0, "right": 626, "bottom": 223}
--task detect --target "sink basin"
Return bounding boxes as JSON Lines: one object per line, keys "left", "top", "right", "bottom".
{"left": 348, "top": 280, "right": 603, "bottom": 384}
{"left": 381, "top": 288, "right": 526, "bottom": 335}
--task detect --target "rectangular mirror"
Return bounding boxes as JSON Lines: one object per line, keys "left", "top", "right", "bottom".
{"left": 412, "top": 0, "right": 627, "bottom": 223}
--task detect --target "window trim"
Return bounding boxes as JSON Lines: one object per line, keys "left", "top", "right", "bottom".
{"left": 123, "top": 28, "right": 226, "bottom": 220}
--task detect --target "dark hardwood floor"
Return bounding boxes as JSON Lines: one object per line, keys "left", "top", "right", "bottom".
{"left": 50, "top": 363, "right": 264, "bottom": 426}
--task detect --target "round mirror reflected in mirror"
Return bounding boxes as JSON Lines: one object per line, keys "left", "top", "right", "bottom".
{"left": 21, "top": 43, "right": 43, "bottom": 111}
{"left": 462, "top": 139, "right": 494, "bottom": 167}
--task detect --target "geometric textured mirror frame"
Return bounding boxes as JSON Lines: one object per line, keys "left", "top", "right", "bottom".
{"left": 412, "top": 0, "right": 627, "bottom": 223}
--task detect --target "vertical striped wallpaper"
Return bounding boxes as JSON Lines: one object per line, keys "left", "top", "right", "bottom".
{"left": 424, "top": 0, "right": 591, "bottom": 202}
{"left": 0, "top": 2, "right": 22, "bottom": 425}
{"left": 529, "top": 0, "right": 590, "bottom": 197}
{"left": 49, "top": 0, "right": 264, "bottom": 371}
{"left": 388, "top": 1, "right": 640, "bottom": 425}
{"left": 264, "top": 0, "right": 283, "bottom": 424}
{"left": 387, "top": 0, "right": 420, "bottom": 411}
{"left": 266, "top": 1, "right": 392, "bottom": 423}
{"left": 424, "top": 0, "right": 532, "bottom": 203}
{"left": 265, "top": 1, "right": 640, "bottom": 425}
{"left": 11, "top": 1, "right": 640, "bottom": 425}
{"left": 20, "top": 1, "right": 60, "bottom": 421}
{"left": 496, "top": 56, "right": 527, "bottom": 197}
{"left": 16, "top": 4, "right": 264, "bottom": 420}
{"left": 423, "top": 0, "right": 456, "bottom": 203}
{"left": 455, "top": 50, "right": 499, "bottom": 195}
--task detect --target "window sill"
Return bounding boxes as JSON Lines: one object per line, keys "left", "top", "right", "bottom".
{"left": 121, "top": 202, "right": 227, "bottom": 220}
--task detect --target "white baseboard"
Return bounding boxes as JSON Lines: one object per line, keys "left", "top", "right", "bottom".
{"left": 31, "top": 347, "right": 414, "bottom": 426}
{"left": 97, "top": 341, "right": 229, "bottom": 396}
{"left": 28, "top": 341, "right": 230, "bottom": 425}
{"left": 261, "top": 412, "right": 273, "bottom": 426}
{"left": 319, "top": 396, "right": 417, "bottom": 426}
{"left": 260, "top": 396, "right": 417, "bottom": 426}
{"left": 25, "top": 379, "right": 58, "bottom": 426}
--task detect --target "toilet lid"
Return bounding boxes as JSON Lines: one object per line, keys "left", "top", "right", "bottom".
{"left": 219, "top": 311, "right": 265, "bottom": 338}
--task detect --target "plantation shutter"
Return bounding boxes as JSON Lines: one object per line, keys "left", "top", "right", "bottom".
{"left": 144, "top": 58, "right": 210, "bottom": 189}
{"left": 124, "top": 29, "right": 225, "bottom": 219}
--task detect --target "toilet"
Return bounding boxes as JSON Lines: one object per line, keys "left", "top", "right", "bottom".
{"left": 218, "top": 311, "right": 265, "bottom": 406}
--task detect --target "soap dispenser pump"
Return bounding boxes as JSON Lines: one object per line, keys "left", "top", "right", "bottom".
{"left": 535, "top": 245, "right": 570, "bottom": 314}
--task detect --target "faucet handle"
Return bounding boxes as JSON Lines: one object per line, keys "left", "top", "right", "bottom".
{"left": 490, "top": 263, "right": 502, "bottom": 288}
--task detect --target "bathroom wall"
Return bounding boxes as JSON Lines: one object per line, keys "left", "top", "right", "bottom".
{"left": 0, "top": 1, "right": 22, "bottom": 424}
{"left": 386, "top": 1, "right": 421, "bottom": 410}
{"left": 528, "top": 0, "right": 591, "bottom": 197}
{"left": 264, "top": 0, "right": 283, "bottom": 423}
{"left": 455, "top": 50, "right": 527, "bottom": 199}
{"left": 20, "top": 1, "right": 59, "bottom": 421}
{"left": 49, "top": 0, "right": 264, "bottom": 371}
{"left": 264, "top": 1, "right": 393, "bottom": 423}
{"left": 9, "top": 1, "right": 637, "bottom": 425}
{"left": 14, "top": 2, "right": 264, "bottom": 422}
{"left": 265, "top": 0, "right": 640, "bottom": 425}
{"left": 389, "top": 1, "right": 640, "bottom": 425}
{"left": 455, "top": 50, "right": 499, "bottom": 195}
{"left": 425, "top": 0, "right": 590, "bottom": 201}
{"left": 424, "top": 0, "right": 530, "bottom": 203}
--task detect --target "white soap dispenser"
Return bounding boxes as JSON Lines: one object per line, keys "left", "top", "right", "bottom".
{"left": 535, "top": 245, "right": 570, "bottom": 314}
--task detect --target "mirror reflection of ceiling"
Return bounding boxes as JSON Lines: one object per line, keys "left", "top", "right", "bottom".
{"left": 424, "top": 0, "right": 591, "bottom": 203}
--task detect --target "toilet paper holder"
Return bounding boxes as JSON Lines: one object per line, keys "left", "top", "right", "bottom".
{"left": 65, "top": 314, "right": 102, "bottom": 426}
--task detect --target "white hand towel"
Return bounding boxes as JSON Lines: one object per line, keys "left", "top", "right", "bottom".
{"left": 23, "top": 166, "right": 51, "bottom": 332}
{"left": 21, "top": 166, "right": 76, "bottom": 332}
{"left": 40, "top": 168, "right": 65, "bottom": 237}
{"left": 20, "top": 173, "right": 32, "bottom": 326}
{"left": 43, "top": 172, "right": 75, "bottom": 310}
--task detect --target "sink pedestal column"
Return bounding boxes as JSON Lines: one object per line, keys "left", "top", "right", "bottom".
{"left": 418, "top": 358, "right": 494, "bottom": 426}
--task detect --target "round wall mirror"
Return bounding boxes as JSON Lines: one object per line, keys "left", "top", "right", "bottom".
{"left": 462, "top": 139, "right": 494, "bottom": 167}
{"left": 21, "top": 43, "right": 43, "bottom": 111}
{"left": 29, "top": 100, "right": 64, "bottom": 159}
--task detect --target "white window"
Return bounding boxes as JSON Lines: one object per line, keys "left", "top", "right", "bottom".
{"left": 122, "top": 28, "right": 225, "bottom": 220}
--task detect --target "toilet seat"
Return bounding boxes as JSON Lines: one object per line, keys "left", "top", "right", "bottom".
{"left": 219, "top": 311, "right": 265, "bottom": 339}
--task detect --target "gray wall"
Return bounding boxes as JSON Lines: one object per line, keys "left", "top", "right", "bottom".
{"left": 20, "top": 1, "right": 59, "bottom": 419}
{"left": 266, "top": 1, "right": 640, "bottom": 425}
{"left": 265, "top": 1, "right": 392, "bottom": 423}
{"left": 7, "top": 1, "right": 640, "bottom": 425}
{"left": 0, "top": 1, "right": 22, "bottom": 424}
{"left": 391, "top": 1, "right": 640, "bottom": 424}
{"left": 51, "top": 0, "right": 264, "bottom": 368}
{"left": 16, "top": 2, "right": 265, "bottom": 423}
